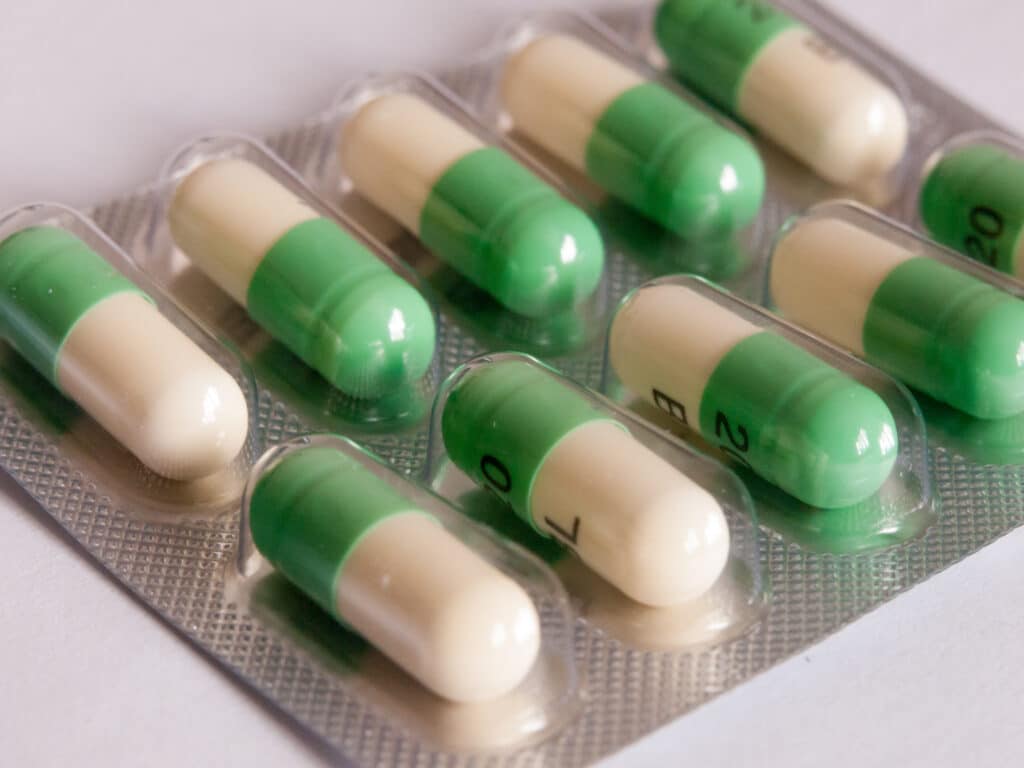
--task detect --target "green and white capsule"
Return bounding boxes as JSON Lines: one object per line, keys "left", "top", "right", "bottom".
{"left": 920, "top": 142, "right": 1024, "bottom": 277}
{"left": 440, "top": 356, "right": 730, "bottom": 607}
{"left": 654, "top": 0, "right": 908, "bottom": 186}
{"left": 500, "top": 33, "right": 764, "bottom": 238}
{"left": 609, "top": 282, "right": 898, "bottom": 508}
{"left": 0, "top": 226, "right": 249, "bottom": 479}
{"left": 169, "top": 158, "right": 436, "bottom": 398}
{"left": 771, "top": 211, "right": 1024, "bottom": 419}
{"left": 339, "top": 93, "right": 604, "bottom": 318}
{"left": 248, "top": 439, "right": 541, "bottom": 703}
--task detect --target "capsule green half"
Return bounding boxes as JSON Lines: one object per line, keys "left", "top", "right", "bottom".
{"left": 700, "top": 331, "right": 898, "bottom": 508}
{"left": 420, "top": 147, "right": 605, "bottom": 318}
{"left": 864, "top": 256, "right": 1024, "bottom": 419}
{"left": 586, "top": 83, "right": 765, "bottom": 238}
{"left": 0, "top": 226, "right": 146, "bottom": 385}
{"left": 920, "top": 143, "right": 1024, "bottom": 276}
{"left": 654, "top": 0, "right": 798, "bottom": 110}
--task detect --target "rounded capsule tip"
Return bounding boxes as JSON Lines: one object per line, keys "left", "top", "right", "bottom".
{"left": 319, "top": 271, "right": 436, "bottom": 398}
{"left": 820, "top": 82, "right": 908, "bottom": 186}
{"left": 950, "top": 294, "right": 1024, "bottom": 419}
{"left": 787, "top": 377, "right": 899, "bottom": 508}
{"left": 425, "top": 570, "right": 542, "bottom": 702}
{"left": 141, "top": 365, "right": 249, "bottom": 481}
{"left": 653, "top": 121, "right": 765, "bottom": 238}
{"left": 619, "top": 484, "right": 731, "bottom": 607}
{"left": 496, "top": 198, "right": 605, "bottom": 318}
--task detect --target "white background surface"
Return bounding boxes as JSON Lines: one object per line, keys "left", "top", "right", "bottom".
{"left": 2, "top": 1, "right": 1023, "bottom": 765}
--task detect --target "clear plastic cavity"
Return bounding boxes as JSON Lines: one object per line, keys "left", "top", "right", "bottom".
{"left": 0, "top": 203, "right": 258, "bottom": 518}
{"left": 645, "top": 0, "right": 912, "bottom": 196}
{"left": 235, "top": 433, "right": 579, "bottom": 751}
{"left": 319, "top": 72, "right": 610, "bottom": 356}
{"left": 605, "top": 274, "right": 934, "bottom": 553}
{"left": 5, "top": 2, "right": 1024, "bottom": 766}
{"left": 770, "top": 199, "right": 1024, "bottom": 463}
{"left": 467, "top": 10, "right": 770, "bottom": 297}
{"left": 427, "top": 352, "right": 766, "bottom": 651}
{"left": 143, "top": 135, "right": 439, "bottom": 433}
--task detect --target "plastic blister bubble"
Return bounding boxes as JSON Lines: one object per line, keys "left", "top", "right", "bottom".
{"left": 427, "top": 351, "right": 768, "bottom": 652}
{"left": 144, "top": 135, "right": 441, "bottom": 434}
{"left": 0, "top": 202, "right": 259, "bottom": 518}
{"left": 235, "top": 433, "right": 580, "bottom": 752}
{"left": 605, "top": 274, "right": 935, "bottom": 553}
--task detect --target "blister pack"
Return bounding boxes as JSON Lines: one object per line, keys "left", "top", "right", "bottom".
{"left": 3, "top": 1, "right": 1024, "bottom": 765}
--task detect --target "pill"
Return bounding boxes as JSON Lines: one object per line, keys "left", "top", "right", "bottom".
{"left": 771, "top": 214, "right": 1024, "bottom": 419}
{"left": 654, "top": 0, "right": 908, "bottom": 186}
{"left": 440, "top": 357, "right": 730, "bottom": 607}
{"left": 501, "top": 34, "right": 764, "bottom": 239}
{"left": 248, "top": 442, "right": 541, "bottom": 703}
{"left": 339, "top": 93, "right": 604, "bottom": 318}
{"left": 0, "top": 226, "right": 249, "bottom": 479}
{"left": 920, "top": 143, "right": 1024, "bottom": 277}
{"left": 169, "top": 158, "right": 436, "bottom": 398}
{"left": 609, "top": 282, "right": 898, "bottom": 508}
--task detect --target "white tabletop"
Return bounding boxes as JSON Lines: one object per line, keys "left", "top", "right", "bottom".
{"left": 2, "top": 1, "right": 1023, "bottom": 765}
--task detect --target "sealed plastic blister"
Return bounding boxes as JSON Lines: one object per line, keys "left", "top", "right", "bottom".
{"left": 606, "top": 274, "right": 933, "bottom": 552}
{"left": 234, "top": 433, "right": 579, "bottom": 751}
{"left": 428, "top": 352, "right": 766, "bottom": 651}
{"left": 7, "top": 1, "right": 1024, "bottom": 766}
{"left": 441, "top": 9, "right": 772, "bottom": 299}
{"left": 145, "top": 135, "right": 439, "bottom": 435}
{"left": 315, "top": 72, "right": 610, "bottom": 357}
{"left": 771, "top": 199, "right": 1024, "bottom": 464}
{"left": 0, "top": 203, "right": 258, "bottom": 516}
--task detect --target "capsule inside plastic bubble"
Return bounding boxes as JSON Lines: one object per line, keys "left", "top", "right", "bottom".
{"left": 770, "top": 200, "right": 1024, "bottom": 420}
{"left": 497, "top": 20, "right": 765, "bottom": 238}
{"left": 429, "top": 352, "right": 766, "bottom": 644}
{"left": 606, "top": 274, "right": 933, "bottom": 553}
{"left": 653, "top": 0, "right": 909, "bottom": 189}
{"left": 0, "top": 203, "right": 258, "bottom": 514}
{"left": 153, "top": 135, "right": 439, "bottom": 409}
{"left": 329, "top": 73, "right": 608, "bottom": 355}
{"left": 246, "top": 570, "right": 576, "bottom": 752}
{"left": 334, "top": 75, "right": 606, "bottom": 320}
{"left": 919, "top": 131, "right": 1024, "bottom": 280}
{"left": 238, "top": 433, "right": 578, "bottom": 728}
